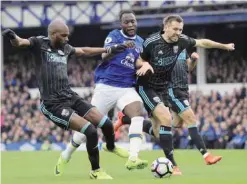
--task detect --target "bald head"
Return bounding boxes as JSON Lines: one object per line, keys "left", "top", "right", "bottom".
{"left": 47, "top": 19, "right": 70, "bottom": 48}
{"left": 48, "top": 19, "right": 69, "bottom": 35}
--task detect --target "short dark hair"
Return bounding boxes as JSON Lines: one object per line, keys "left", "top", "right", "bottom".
{"left": 163, "top": 14, "right": 183, "bottom": 25}
{"left": 119, "top": 10, "right": 135, "bottom": 21}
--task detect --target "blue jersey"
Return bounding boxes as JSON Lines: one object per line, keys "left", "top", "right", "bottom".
{"left": 94, "top": 29, "right": 144, "bottom": 87}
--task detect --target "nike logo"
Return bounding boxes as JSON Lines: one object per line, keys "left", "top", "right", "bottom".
{"left": 55, "top": 166, "right": 60, "bottom": 175}
{"left": 91, "top": 173, "right": 97, "bottom": 179}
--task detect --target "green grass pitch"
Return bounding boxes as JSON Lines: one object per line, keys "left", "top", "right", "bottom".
{"left": 2, "top": 150, "right": 247, "bottom": 184}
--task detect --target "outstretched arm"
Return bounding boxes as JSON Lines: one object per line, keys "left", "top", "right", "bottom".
{"left": 195, "top": 39, "right": 235, "bottom": 51}
{"left": 75, "top": 44, "right": 127, "bottom": 57}
{"left": 2, "top": 29, "right": 31, "bottom": 47}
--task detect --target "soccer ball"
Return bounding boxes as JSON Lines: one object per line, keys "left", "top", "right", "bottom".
{"left": 151, "top": 157, "right": 173, "bottom": 178}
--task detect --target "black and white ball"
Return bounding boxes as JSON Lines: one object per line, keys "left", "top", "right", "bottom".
{"left": 151, "top": 157, "right": 173, "bottom": 178}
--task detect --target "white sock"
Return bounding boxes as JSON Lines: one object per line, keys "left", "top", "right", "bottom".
{"left": 128, "top": 116, "right": 144, "bottom": 161}
{"left": 61, "top": 132, "right": 86, "bottom": 161}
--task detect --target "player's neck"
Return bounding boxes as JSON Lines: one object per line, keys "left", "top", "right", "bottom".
{"left": 50, "top": 40, "right": 60, "bottom": 49}
{"left": 162, "top": 33, "right": 173, "bottom": 43}
{"left": 120, "top": 30, "right": 136, "bottom": 39}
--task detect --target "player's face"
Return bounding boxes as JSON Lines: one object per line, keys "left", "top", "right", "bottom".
{"left": 52, "top": 26, "right": 70, "bottom": 47}
{"left": 55, "top": 31, "right": 69, "bottom": 47}
{"left": 164, "top": 21, "right": 183, "bottom": 42}
{"left": 120, "top": 13, "right": 137, "bottom": 37}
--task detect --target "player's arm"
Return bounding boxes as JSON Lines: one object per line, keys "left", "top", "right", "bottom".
{"left": 195, "top": 39, "right": 235, "bottom": 51}
{"left": 102, "top": 41, "right": 134, "bottom": 61}
{"left": 187, "top": 52, "right": 199, "bottom": 72}
{"left": 2, "top": 29, "right": 31, "bottom": 47}
{"left": 136, "top": 57, "right": 154, "bottom": 76}
{"left": 136, "top": 40, "right": 154, "bottom": 76}
{"left": 74, "top": 44, "right": 127, "bottom": 57}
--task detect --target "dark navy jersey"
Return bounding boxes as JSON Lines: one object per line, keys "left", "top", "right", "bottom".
{"left": 170, "top": 49, "right": 190, "bottom": 89}
{"left": 28, "top": 36, "right": 75, "bottom": 101}
{"left": 138, "top": 32, "right": 195, "bottom": 91}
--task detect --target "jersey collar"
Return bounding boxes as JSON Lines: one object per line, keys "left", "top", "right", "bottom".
{"left": 120, "top": 30, "right": 136, "bottom": 40}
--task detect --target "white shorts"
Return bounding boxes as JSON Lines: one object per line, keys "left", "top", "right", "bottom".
{"left": 91, "top": 83, "right": 143, "bottom": 115}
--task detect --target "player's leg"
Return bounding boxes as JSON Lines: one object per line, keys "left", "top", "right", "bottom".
{"left": 86, "top": 84, "right": 129, "bottom": 158}
{"left": 179, "top": 108, "right": 222, "bottom": 164}
{"left": 114, "top": 113, "right": 155, "bottom": 137}
{"left": 138, "top": 86, "right": 177, "bottom": 167}
{"left": 171, "top": 110, "right": 183, "bottom": 128}
{"left": 168, "top": 88, "right": 222, "bottom": 165}
{"left": 62, "top": 83, "right": 120, "bottom": 164}
{"left": 40, "top": 103, "right": 105, "bottom": 178}
{"left": 117, "top": 88, "right": 148, "bottom": 169}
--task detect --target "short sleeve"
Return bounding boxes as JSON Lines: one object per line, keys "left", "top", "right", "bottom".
{"left": 179, "top": 34, "right": 196, "bottom": 50}
{"left": 28, "top": 36, "right": 43, "bottom": 49}
{"left": 140, "top": 40, "right": 151, "bottom": 61}
{"left": 66, "top": 44, "right": 76, "bottom": 56}
{"left": 103, "top": 31, "right": 118, "bottom": 48}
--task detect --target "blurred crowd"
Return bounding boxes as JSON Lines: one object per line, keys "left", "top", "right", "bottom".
{"left": 206, "top": 50, "right": 247, "bottom": 83}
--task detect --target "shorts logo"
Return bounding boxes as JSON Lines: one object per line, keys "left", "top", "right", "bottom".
{"left": 153, "top": 96, "right": 161, "bottom": 103}
{"left": 61, "top": 109, "right": 70, "bottom": 117}
{"left": 183, "top": 100, "right": 190, "bottom": 106}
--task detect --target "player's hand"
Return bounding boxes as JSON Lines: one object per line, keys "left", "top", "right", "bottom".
{"left": 123, "top": 41, "right": 135, "bottom": 48}
{"left": 136, "top": 62, "right": 154, "bottom": 76}
{"left": 2, "top": 29, "right": 16, "bottom": 40}
{"left": 224, "top": 43, "right": 235, "bottom": 51}
{"left": 106, "top": 44, "right": 127, "bottom": 54}
{"left": 191, "top": 52, "right": 199, "bottom": 62}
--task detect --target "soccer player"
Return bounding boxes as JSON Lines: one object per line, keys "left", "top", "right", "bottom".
{"left": 2, "top": 19, "right": 130, "bottom": 179}
{"left": 115, "top": 14, "right": 235, "bottom": 174}
{"left": 57, "top": 10, "right": 153, "bottom": 172}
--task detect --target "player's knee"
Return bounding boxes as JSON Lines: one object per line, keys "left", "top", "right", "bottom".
{"left": 73, "top": 131, "right": 86, "bottom": 145}
{"left": 98, "top": 116, "right": 112, "bottom": 129}
{"left": 183, "top": 113, "right": 196, "bottom": 126}
{"left": 81, "top": 123, "right": 98, "bottom": 140}
{"left": 156, "top": 112, "right": 172, "bottom": 126}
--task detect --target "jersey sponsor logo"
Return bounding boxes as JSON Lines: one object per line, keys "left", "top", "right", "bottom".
{"left": 153, "top": 96, "right": 161, "bottom": 103}
{"left": 154, "top": 55, "right": 177, "bottom": 66}
{"left": 173, "top": 46, "right": 178, "bottom": 54}
{"left": 183, "top": 100, "right": 190, "bottom": 106}
{"left": 45, "top": 52, "right": 67, "bottom": 64}
{"left": 61, "top": 109, "right": 70, "bottom": 117}
{"left": 105, "top": 37, "right": 112, "bottom": 44}
{"left": 120, "top": 53, "right": 135, "bottom": 69}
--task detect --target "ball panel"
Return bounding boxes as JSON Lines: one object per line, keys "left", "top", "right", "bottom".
{"left": 151, "top": 157, "right": 174, "bottom": 178}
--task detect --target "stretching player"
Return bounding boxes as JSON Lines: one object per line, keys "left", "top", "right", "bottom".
{"left": 2, "top": 19, "right": 130, "bottom": 180}
{"left": 115, "top": 14, "right": 234, "bottom": 175}
{"left": 57, "top": 10, "right": 153, "bottom": 172}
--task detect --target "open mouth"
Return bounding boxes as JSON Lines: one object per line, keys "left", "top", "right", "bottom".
{"left": 127, "top": 29, "right": 135, "bottom": 34}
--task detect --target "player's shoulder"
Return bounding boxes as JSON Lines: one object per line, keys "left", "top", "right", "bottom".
{"left": 143, "top": 32, "right": 161, "bottom": 47}
{"left": 136, "top": 35, "right": 144, "bottom": 43}
{"left": 178, "top": 34, "right": 192, "bottom": 42}
{"left": 108, "top": 29, "right": 121, "bottom": 37}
